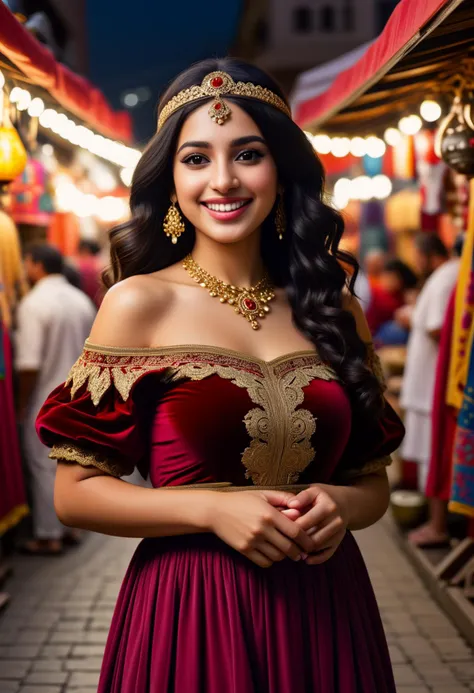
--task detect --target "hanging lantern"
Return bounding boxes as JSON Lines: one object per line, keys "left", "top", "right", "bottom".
{"left": 0, "top": 125, "right": 27, "bottom": 186}
{"left": 435, "top": 94, "right": 474, "bottom": 177}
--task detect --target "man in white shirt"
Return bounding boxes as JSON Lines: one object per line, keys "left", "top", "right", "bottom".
{"left": 400, "top": 235, "right": 460, "bottom": 493}
{"left": 16, "top": 244, "right": 96, "bottom": 555}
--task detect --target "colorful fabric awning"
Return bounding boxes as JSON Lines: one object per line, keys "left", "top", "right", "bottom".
{"left": 294, "top": 0, "right": 467, "bottom": 132}
{"left": 290, "top": 41, "right": 374, "bottom": 116}
{"left": 0, "top": 3, "right": 132, "bottom": 142}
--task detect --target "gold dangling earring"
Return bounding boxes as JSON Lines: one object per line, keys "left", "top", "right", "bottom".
{"left": 164, "top": 201, "right": 185, "bottom": 244}
{"left": 275, "top": 195, "right": 285, "bottom": 241}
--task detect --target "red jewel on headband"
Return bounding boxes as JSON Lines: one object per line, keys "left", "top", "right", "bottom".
{"left": 244, "top": 299, "right": 257, "bottom": 311}
{"left": 214, "top": 103, "right": 222, "bottom": 110}
{"left": 211, "top": 76, "right": 224, "bottom": 88}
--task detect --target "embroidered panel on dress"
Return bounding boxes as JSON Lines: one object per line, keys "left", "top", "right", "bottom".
{"left": 65, "top": 345, "right": 340, "bottom": 486}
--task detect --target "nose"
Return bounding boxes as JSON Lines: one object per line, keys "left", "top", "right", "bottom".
{"left": 210, "top": 157, "right": 239, "bottom": 194}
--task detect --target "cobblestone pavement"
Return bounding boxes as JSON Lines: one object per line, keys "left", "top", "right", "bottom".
{"left": 0, "top": 516, "right": 473, "bottom": 693}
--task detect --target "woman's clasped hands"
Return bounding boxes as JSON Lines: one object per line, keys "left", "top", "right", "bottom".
{"left": 287, "top": 486, "right": 348, "bottom": 565}
{"left": 209, "top": 486, "right": 348, "bottom": 569}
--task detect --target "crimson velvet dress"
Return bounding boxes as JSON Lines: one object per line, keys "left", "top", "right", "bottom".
{"left": 36, "top": 340, "right": 404, "bottom": 693}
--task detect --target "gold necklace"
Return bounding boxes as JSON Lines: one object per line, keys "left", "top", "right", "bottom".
{"left": 182, "top": 254, "right": 275, "bottom": 330}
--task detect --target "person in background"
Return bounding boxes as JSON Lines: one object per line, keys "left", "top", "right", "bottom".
{"left": 407, "top": 234, "right": 464, "bottom": 547}
{"left": 400, "top": 234, "right": 460, "bottom": 494}
{"left": 364, "top": 248, "right": 388, "bottom": 289}
{"left": 366, "top": 259, "right": 418, "bottom": 338}
{"left": 76, "top": 239, "right": 104, "bottom": 308}
{"left": 412, "top": 232, "right": 450, "bottom": 283}
{"left": 15, "top": 243, "right": 96, "bottom": 555}
{"left": 354, "top": 268, "right": 372, "bottom": 314}
{"left": 62, "top": 260, "right": 82, "bottom": 290}
{"left": 377, "top": 235, "right": 455, "bottom": 348}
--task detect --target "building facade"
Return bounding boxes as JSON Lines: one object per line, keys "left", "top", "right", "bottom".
{"left": 254, "top": 0, "right": 399, "bottom": 90}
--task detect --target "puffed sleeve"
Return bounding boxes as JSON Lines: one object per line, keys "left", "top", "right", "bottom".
{"left": 36, "top": 343, "right": 168, "bottom": 478}
{"left": 335, "top": 343, "right": 405, "bottom": 482}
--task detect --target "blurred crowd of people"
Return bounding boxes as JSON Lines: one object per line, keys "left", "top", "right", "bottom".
{"left": 359, "top": 233, "right": 463, "bottom": 548}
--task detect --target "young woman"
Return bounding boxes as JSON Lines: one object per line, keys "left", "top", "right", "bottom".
{"left": 36, "top": 58, "right": 404, "bottom": 693}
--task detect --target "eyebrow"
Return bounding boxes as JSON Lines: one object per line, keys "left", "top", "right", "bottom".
{"left": 177, "top": 135, "right": 266, "bottom": 154}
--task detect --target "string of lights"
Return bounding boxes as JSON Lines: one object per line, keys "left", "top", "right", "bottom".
{"left": 1, "top": 70, "right": 140, "bottom": 185}
{"left": 304, "top": 99, "right": 443, "bottom": 209}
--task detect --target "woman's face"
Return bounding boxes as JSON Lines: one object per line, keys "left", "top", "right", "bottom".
{"left": 173, "top": 101, "right": 278, "bottom": 245}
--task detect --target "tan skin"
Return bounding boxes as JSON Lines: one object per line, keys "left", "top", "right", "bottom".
{"left": 55, "top": 102, "right": 390, "bottom": 568}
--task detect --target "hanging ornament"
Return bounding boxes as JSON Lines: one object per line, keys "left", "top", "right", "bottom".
{"left": 435, "top": 92, "right": 474, "bottom": 177}
{"left": 0, "top": 123, "right": 27, "bottom": 187}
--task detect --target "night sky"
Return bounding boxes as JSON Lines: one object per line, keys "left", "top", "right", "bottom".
{"left": 87, "top": 0, "right": 243, "bottom": 143}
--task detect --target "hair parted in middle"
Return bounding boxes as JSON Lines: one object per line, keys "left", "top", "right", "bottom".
{"left": 105, "top": 56, "right": 383, "bottom": 420}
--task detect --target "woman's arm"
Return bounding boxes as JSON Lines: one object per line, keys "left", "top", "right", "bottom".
{"left": 55, "top": 463, "right": 216, "bottom": 537}
{"left": 55, "top": 463, "right": 316, "bottom": 569}
{"left": 318, "top": 470, "right": 390, "bottom": 531}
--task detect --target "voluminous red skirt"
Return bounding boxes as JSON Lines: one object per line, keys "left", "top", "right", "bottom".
{"left": 98, "top": 532, "right": 395, "bottom": 693}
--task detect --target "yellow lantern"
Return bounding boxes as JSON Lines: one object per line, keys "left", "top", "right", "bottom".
{"left": 0, "top": 125, "right": 27, "bottom": 185}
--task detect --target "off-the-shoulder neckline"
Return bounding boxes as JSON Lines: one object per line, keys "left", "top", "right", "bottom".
{"left": 84, "top": 339, "right": 320, "bottom": 368}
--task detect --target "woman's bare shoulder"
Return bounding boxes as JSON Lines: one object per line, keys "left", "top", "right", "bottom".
{"left": 89, "top": 274, "right": 174, "bottom": 348}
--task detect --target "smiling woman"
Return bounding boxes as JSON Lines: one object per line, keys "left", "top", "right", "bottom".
{"left": 173, "top": 109, "right": 278, "bottom": 249}
{"left": 103, "top": 57, "right": 383, "bottom": 421}
{"left": 35, "top": 57, "right": 404, "bottom": 693}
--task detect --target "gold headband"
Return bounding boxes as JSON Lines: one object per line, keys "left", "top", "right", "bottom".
{"left": 157, "top": 71, "right": 291, "bottom": 130}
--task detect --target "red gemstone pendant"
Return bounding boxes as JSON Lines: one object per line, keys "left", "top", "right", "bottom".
{"left": 243, "top": 298, "right": 257, "bottom": 311}
{"left": 208, "top": 98, "right": 231, "bottom": 125}
{"left": 211, "top": 76, "right": 224, "bottom": 88}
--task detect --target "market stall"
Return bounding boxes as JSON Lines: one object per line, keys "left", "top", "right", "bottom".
{"left": 0, "top": 5, "right": 141, "bottom": 610}
{"left": 293, "top": 0, "right": 474, "bottom": 643}
{"left": 292, "top": 0, "right": 472, "bottom": 237}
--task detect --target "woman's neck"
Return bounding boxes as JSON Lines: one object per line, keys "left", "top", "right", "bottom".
{"left": 191, "top": 231, "right": 265, "bottom": 288}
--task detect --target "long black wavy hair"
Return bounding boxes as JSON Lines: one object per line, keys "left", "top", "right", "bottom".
{"left": 106, "top": 57, "right": 383, "bottom": 419}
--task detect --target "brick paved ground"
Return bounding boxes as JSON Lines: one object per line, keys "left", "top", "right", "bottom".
{"left": 0, "top": 516, "right": 473, "bottom": 693}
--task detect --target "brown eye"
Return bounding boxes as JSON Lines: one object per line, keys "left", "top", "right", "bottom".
{"left": 183, "top": 154, "right": 208, "bottom": 166}
{"left": 236, "top": 149, "right": 264, "bottom": 162}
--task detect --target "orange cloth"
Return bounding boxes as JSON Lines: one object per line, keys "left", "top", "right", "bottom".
{"left": 47, "top": 213, "right": 80, "bottom": 257}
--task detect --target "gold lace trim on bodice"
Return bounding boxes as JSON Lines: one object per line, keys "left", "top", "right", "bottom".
{"left": 65, "top": 342, "right": 338, "bottom": 486}
{"left": 52, "top": 341, "right": 391, "bottom": 484}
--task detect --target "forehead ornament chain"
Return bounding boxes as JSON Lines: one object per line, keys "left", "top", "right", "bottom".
{"left": 157, "top": 71, "right": 291, "bottom": 130}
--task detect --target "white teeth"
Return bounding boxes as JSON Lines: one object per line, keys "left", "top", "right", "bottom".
{"left": 206, "top": 200, "right": 248, "bottom": 212}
